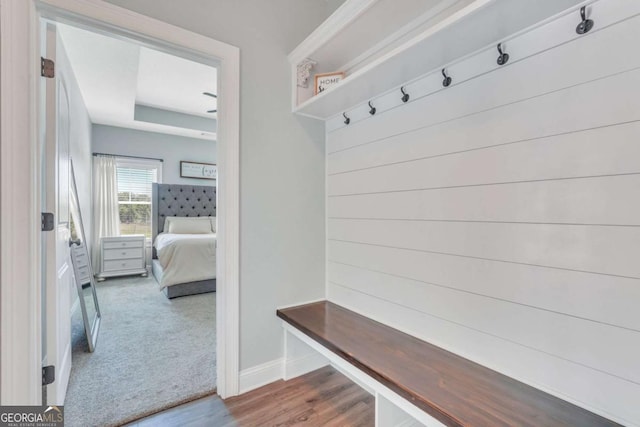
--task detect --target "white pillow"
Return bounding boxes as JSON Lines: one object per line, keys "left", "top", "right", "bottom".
{"left": 163, "top": 216, "right": 215, "bottom": 233}
{"left": 165, "top": 217, "right": 213, "bottom": 234}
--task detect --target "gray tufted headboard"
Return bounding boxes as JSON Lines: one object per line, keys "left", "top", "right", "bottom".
{"left": 152, "top": 183, "right": 217, "bottom": 258}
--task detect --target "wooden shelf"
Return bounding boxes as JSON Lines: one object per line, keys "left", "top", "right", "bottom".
{"left": 292, "top": 0, "right": 586, "bottom": 120}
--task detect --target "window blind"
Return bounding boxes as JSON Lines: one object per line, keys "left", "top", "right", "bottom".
{"left": 116, "top": 159, "right": 161, "bottom": 238}
{"left": 117, "top": 166, "right": 157, "bottom": 203}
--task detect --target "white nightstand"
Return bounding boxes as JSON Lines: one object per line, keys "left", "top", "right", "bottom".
{"left": 97, "top": 235, "right": 148, "bottom": 281}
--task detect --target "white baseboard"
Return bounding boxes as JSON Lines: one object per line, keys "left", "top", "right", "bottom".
{"left": 238, "top": 352, "right": 330, "bottom": 395}
{"left": 284, "top": 350, "right": 328, "bottom": 381}
{"left": 238, "top": 358, "right": 283, "bottom": 394}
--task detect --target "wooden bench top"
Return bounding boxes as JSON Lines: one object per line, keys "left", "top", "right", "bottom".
{"left": 277, "top": 301, "right": 620, "bottom": 427}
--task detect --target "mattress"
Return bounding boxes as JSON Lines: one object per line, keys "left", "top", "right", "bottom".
{"left": 153, "top": 233, "right": 216, "bottom": 289}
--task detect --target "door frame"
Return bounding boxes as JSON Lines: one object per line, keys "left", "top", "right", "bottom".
{"left": 0, "top": 0, "right": 240, "bottom": 403}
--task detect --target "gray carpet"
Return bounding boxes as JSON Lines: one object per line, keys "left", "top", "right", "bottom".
{"left": 65, "top": 275, "right": 216, "bottom": 427}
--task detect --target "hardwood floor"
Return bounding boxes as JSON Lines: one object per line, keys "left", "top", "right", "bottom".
{"left": 126, "top": 366, "right": 374, "bottom": 427}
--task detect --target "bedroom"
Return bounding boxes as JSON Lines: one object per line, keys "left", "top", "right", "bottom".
{"left": 54, "top": 23, "right": 220, "bottom": 425}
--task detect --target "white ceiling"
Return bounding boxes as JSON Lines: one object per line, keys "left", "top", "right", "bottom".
{"left": 136, "top": 48, "right": 217, "bottom": 119}
{"left": 57, "top": 24, "right": 217, "bottom": 140}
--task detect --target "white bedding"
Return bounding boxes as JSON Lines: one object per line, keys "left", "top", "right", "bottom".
{"left": 154, "top": 233, "right": 216, "bottom": 289}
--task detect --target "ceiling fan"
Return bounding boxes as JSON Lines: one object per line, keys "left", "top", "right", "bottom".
{"left": 203, "top": 91, "right": 217, "bottom": 113}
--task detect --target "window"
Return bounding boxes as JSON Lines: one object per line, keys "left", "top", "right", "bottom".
{"left": 116, "top": 158, "right": 162, "bottom": 239}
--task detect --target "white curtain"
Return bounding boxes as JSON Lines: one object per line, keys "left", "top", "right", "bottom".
{"left": 92, "top": 155, "right": 120, "bottom": 272}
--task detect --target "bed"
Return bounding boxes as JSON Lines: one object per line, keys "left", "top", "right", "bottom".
{"left": 151, "top": 183, "right": 217, "bottom": 298}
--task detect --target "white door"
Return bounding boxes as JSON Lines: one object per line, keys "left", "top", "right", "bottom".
{"left": 43, "top": 22, "right": 73, "bottom": 405}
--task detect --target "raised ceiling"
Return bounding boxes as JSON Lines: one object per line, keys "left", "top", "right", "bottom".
{"left": 58, "top": 24, "right": 217, "bottom": 141}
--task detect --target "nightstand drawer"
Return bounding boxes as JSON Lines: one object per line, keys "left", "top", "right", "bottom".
{"left": 103, "top": 247, "right": 143, "bottom": 260}
{"left": 103, "top": 258, "right": 144, "bottom": 272}
{"left": 98, "top": 234, "right": 147, "bottom": 279}
{"left": 103, "top": 240, "right": 144, "bottom": 249}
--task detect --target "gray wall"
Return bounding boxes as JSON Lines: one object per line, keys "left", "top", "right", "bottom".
{"left": 57, "top": 32, "right": 93, "bottom": 328}
{"left": 103, "top": 0, "right": 330, "bottom": 370}
{"left": 58, "top": 32, "right": 93, "bottom": 250}
{"left": 326, "top": 0, "right": 347, "bottom": 15}
{"left": 92, "top": 125, "right": 216, "bottom": 185}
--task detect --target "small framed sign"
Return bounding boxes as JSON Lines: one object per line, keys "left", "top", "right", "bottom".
{"left": 180, "top": 161, "right": 217, "bottom": 180}
{"left": 314, "top": 71, "right": 345, "bottom": 95}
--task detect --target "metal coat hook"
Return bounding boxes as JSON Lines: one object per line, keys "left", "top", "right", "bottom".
{"left": 368, "top": 101, "right": 376, "bottom": 115}
{"left": 400, "top": 86, "right": 410, "bottom": 103}
{"left": 576, "top": 6, "right": 594, "bottom": 34}
{"left": 441, "top": 68, "right": 452, "bottom": 87}
{"left": 343, "top": 112, "right": 351, "bottom": 125}
{"left": 496, "top": 43, "right": 509, "bottom": 66}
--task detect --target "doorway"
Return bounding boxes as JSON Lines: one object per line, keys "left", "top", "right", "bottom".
{"left": 47, "top": 20, "right": 223, "bottom": 425}
{"left": 0, "top": 0, "right": 239, "bottom": 408}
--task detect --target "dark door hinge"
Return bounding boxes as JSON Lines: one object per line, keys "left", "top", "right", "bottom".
{"left": 42, "top": 365, "right": 55, "bottom": 386}
{"left": 41, "top": 57, "right": 55, "bottom": 78}
{"left": 41, "top": 212, "right": 54, "bottom": 231}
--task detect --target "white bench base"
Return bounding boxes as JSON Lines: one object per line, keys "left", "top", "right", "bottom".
{"left": 282, "top": 322, "right": 445, "bottom": 427}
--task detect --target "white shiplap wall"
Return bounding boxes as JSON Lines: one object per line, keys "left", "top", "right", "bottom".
{"left": 325, "top": 7, "right": 640, "bottom": 426}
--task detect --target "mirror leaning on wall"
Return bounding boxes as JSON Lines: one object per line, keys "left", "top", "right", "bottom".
{"left": 69, "top": 158, "right": 102, "bottom": 352}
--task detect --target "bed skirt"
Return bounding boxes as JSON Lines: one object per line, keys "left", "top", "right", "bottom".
{"left": 152, "top": 259, "right": 216, "bottom": 299}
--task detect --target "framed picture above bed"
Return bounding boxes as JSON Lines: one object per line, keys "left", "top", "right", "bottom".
{"left": 180, "top": 161, "right": 217, "bottom": 180}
